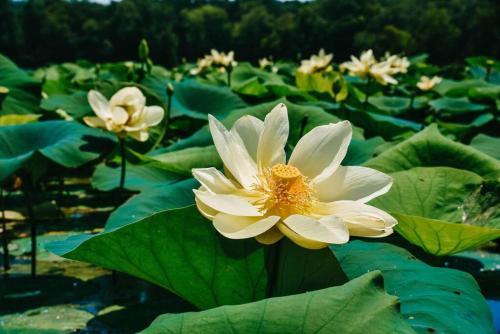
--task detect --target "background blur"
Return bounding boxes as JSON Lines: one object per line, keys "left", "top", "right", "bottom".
{"left": 0, "top": 0, "right": 499, "bottom": 67}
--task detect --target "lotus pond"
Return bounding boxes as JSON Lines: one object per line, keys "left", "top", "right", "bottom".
{"left": 0, "top": 48, "right": 499, "bottom": 333}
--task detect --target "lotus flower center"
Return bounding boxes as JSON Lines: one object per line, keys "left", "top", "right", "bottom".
{"left": 261, "top": 164, "right": 312, "bottom": 217}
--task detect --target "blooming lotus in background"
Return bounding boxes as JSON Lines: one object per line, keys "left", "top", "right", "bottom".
{"left": 340, "top": 50, "right": 398, "bottom": 85}
{"left": 417, "top": 76, "right": 442, "bottom": 91}
{"left": 84, "top": 87, "right": 164, "bottom": 142}
{"left": 210, "top": 49, "right": 237, "bottom": 68}
{"left": 192, "top": 104, "right": 396, "bottom": 249}
{"left": 340, "top": 49, "right": 376, "bottom": 79}
{"left": 298, "top": 49, "right": 333, "bottom": 74}
{"left": 190, "top": 56, "right": 213, "bottom": 75}
{"left": 385, "top": 54, "right": 410, "bottom": 74}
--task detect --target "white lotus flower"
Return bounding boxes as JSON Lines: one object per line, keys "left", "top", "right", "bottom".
{"left": 190, "top": 56, "right": 213, "bottom": 75}
{"left": 211, "top": 49, "right": 237, "bottom": 68}
{"left": 417, "top": 76, "right": 442, "bottom": 91}
{"left": 340, "top": 49, "right": 376, "bottom": 78}
{"left": 369, "top": 61, "right": 398, "bottom": 85}
{"left": 385, "top": 54, "right": 410, "bottom": 74}
{"left": 298, "top": 49, "right": 333, "bottom": 74}
{"left": 340, "top": 50, "right": 398, "bottom": 85}
{"left": 84, "top": 87, "right": 164, "bottom": 142}
{"left": 192, "top": 104, "right": 396, "bottom": 249}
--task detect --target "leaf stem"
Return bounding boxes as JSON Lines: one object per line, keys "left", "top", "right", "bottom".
{"left": 119, "top": 137, "right": 126, "bottom": 192}
{"left": 1, "top": 187, "right": 9, "bottom": 273}
{"left": 363, "top": 77, "right": 372, "bottom": 110}
{"left": 24, "top": 177, "right": 37, "bottom": 278}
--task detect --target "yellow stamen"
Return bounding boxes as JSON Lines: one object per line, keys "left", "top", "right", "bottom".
{"left": 258, "top": 164, "right": 313, "bottom": 217}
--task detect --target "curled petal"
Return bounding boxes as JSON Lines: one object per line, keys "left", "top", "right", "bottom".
{"left": 142, "top": 106, "right": 165, "bottom": 127}
{"left": 282, "top": 215, "right": 349, "bottom": 245}
{"left": 109, "top": 87, "right": 146, "bottom": 114}
{"left": 83, "top": 116, "right": 107, "bottom": 129}
{"left": 128, "top": 130, "right": 149, "bottom": 142}
{"left": 314, "top": 201, "right": 397, "bottom": 238}
{"left": 255, "top": 226, "right": 283, "bottom": 245}
{"left": 277, "top": 222, "right": 328, "bottom": 250}
{"left": 213, "top": 214, "right": 280, "bottom": 239}
{"left": 194, "top": 190, "right": 262, "bottom": 217}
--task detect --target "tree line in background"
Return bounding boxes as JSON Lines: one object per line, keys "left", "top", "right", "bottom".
{"left": 0, "top": 0, "right": 499, "bottom": 68}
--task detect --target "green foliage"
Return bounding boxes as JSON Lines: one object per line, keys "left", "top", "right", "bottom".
{"left": 333, "top": 241, "right": 495, "bottom": 334}
{"left": 141, "top": 271, "right": 413, "bottom": 334}
{"left": 0, "top": 120, "right": 113, "bottom": 182}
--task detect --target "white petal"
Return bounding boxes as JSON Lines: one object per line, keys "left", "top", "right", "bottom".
{"left": 313, "top": 166, "right": 393, "bottom": 203}
{"left": 192, "top": 167, "right": 237, "bottom": 194}
{"left": 208, "top": 115, "right": 258, "bottom": 189}
{"left": 315, "top": 201, "right": 397, "bottom": 238}
{"left": 195, "top": 195, "right": 218, "bottom": 220}
{"left": 230, "top": 115, "right": 264, "bottom": 161}
{"left": 289, "top": 121, "right": 352, "bottom": 182}
{"left": 255, "top": 226, "right": 283, "bottom": 245}
{"left": 213, "top": 214, "right": 280, "bottom": 239}
{"left": 109, "top": 87, "right": 146, "bottom": 113}
{"left": 256, "top": 103, "right": 288, "bottom": 171}
{"left": 142, "top": 106, "right": 165, "bottom": 126}
{"left": 283, "top": 215, "right": 349, "bottom": 244}
{"left": 277, "top": 222, "right": 328, "bottom": 249}
{"left": 83, "top": 116, "right": 106, "bottom": 129}
{"left": 88, "top": 90, "right": 111, "bottom": 120}
{"left": 193, "top": 190, "right": 262, "bottom": 217}
{"left": 128, "top": 130, "right": 149, "bottom": 142}
{"left": 112, "top": 106, "right": 129, "bottom": 125}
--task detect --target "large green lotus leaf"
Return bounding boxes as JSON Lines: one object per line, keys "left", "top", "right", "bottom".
{"left": 429, "top": 97, "right": 488, "bottom": 116}
{"left": 265, "top": 83, "right": 316, "bottom": 101}
{"left": 391, "top": 213, "right": 500, "bottom": 256}
{"left": 434, "top": 79, "right": 493, "bottom": 97}
{"left": 49, "top": 180, "right": 347, "bottom": 309}
{"left": 91, "top": 163, "right": 181, "bottom": 192}
{"left": 141, "top": 271, "right": 413, "bottom": 334}
{"left": 149, "top": 146, "right": 222, "bottom": 176}
{"left": 469, "top": 85, "right": 500, "bottom": 102}
{"left": 0, "top": 120, "right": 114, "bottom": 182}
{"left": 364, "top": 124, "right": 500, "bottom": 179}
{"left": 0, "top": 54, "right": 41, "bottom": 115}
{"left": 165, "top": 99, "right": 363, "bottom": 152}
{"left": 348, "top": 108, "right": 421, "bottom": 139}
{"left": 231, "top": 63, "right": 285, "bottom": 97}
{"left": 332, "top": 241, "right": 495, "bottom": 334}
{"left": 370, "top": 167, "right": 500, "bottom": 255}
{"left": 470, "top": 134, "right": 500, "bottom": 160}
{"left": 368, "top": 95, "right": 411, "bottom": 115}
{"left": 40, "top": 91, "right": 92, "bottom": 120}
{"left": 142, "top": 76, "right": 247, "bottom": 120}
{"left": 437, "top": 113, "right": 494, "bottom": 139}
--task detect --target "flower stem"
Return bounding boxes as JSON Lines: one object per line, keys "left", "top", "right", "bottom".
{"left": 227, "top": 66, "right": 232, "bottom": 88}
{"left": 119, "top": 137, "right": 126, "bottom": 192}
{"left": 152, "top": 84, "right": 173, "bottom": 150}
{"left": 363, "top": 77, "right": 372, "bottom": 109}
{"left": 1, "top": 187, "right": 10, "bottom": 273}
{"left": 23, "top": 177, "right": 37, "bottom": 278}
{"left": 266, "top": 240, "right": 282, "bottom": 297}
